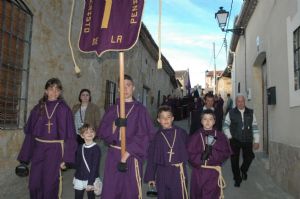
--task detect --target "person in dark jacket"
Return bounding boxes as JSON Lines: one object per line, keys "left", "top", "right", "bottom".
{"left": 190, "top": 93, "right": 223, "bottom": 134}
{"left": 73, "top": 123, "right": 101, "bottom": 199}
{"left": 223, "top": 94, "right": 260, "bottom": 187}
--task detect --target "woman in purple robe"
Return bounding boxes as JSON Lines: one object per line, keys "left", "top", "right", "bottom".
{"left": 187, "top": 109, "right": 231, "bottom": 199}
{"left": 17, "top": 78, "right": 77, "bottom": 199}
{"left": 97, "top": 74, "right": 155, "bottom": 199}
{"left": 144, "top": 105, "right": 189, "bottom": 199}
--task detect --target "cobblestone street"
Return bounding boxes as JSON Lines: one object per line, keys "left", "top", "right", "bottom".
{"left": 1, "top": 119, "right": 294, "bottom": 199}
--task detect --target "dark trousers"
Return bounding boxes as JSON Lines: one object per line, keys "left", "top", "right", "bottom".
{"left": 230, "top": 138, "right": 255, "bottom": 182}
{"left": 75, "top": 189, "right": 95, "bottom": 199}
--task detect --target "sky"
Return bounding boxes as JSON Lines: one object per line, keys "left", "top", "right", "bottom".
{"left": 142, "top": 0, "right": 243, "bottom": 88}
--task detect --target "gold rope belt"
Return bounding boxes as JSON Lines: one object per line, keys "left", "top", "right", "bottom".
{"left": 172, "top": 163, "right": 189, "bottom": 199}
{"left": 201, "top": 162, "right": 226, "bottom": 199}
{"left": 134, "top": 158, "right": 143, "bottom": 199}
{"left": 35, "top": 138, "right": 64, "bottom": 199}
{"left": 35, "top": 138, "right": 64, "bottom": 157}
{"left": 110, "top": 144, "right": 121, "bottom": 150}
{"left": 110, "top": 145, "right": 143, "bottom": 199}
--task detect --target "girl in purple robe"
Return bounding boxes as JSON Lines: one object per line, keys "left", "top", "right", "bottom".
{"left": 144, "top": 105, "right": 189, "bottom": 199}
{"left": 17, "top": 78, "right": 77, "bottom": 199}
{"left": 187, "top": 109, "right": 231, "bottom": 199}
{"left": 97, "top": 74, "right": 155, "bottom": 199}
{"left": 73, "top": 123, "right": 101, "bottom": 199}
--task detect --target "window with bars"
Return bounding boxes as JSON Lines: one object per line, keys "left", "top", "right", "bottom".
{"left": 294, "top": 26, "right": 300, "bottom": 90}
{"left": 142, "top": 86, "right": 149, "bottom": 107}
{"left": 157, "top": 90, "right": 160, "bottom": 108}
{"left": 104, "top": 80, "right": 116, "bottom": 110}
{"left": 0, "top": 0, "right": 32, "bottom": 129}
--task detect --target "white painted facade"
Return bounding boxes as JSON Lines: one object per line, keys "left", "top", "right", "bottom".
{"left": 230, "top": 0, "right": 300, "bottom": 197}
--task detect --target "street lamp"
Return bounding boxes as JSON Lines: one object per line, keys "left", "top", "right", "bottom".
{"left": 215, "top": 7, "right": 244, "bottom": 35}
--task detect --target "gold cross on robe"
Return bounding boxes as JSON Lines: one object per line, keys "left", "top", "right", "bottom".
{"left": 167, "top": 148, "right": 175, "bottom": 162}
{"left": 46, "top": 120, "right": 53, "bottom": 133}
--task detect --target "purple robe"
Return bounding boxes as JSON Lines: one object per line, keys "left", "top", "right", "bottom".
{"left": 187, "top": 129, "right": 231, "bottom": 199}
{"left": 17, "top": 99, "right": 77, "bottom": 199}
{"left": 144, "top": 126, "right": 188, "bottom": 199}
{"left": 97, "top": 99, "right": 155, "bottom": 199}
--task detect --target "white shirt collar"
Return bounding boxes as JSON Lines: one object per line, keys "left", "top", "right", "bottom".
{"left": 203, "top": 106, "right": 214, "bottom": 111}
{"left": 238, "top": 108, "right": 245, "bottom": 113}
{"left": 83, "top": 142, "right": 96, "bottom": 148}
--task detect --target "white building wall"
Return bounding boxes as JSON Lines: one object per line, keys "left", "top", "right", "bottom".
{"left": 232, "top": 0, "right": 300, "bottom": 197}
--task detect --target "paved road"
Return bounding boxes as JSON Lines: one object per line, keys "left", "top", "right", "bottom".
{"left": 2, "top": 119, "right": 294, "bottom": 199}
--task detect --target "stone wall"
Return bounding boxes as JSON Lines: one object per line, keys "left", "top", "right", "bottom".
{"left": 0, "top": 130, "right": 23, "bottom": 169}
{"left": 269, "top": 141, "right": 300, "bottom": 198}
{"left": 0, "top": 129, "right": 27, "bottom": 198}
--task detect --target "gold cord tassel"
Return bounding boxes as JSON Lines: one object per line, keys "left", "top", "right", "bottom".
{"left": 173, "top": 163, "right": 189, "bottom": 199}
{"left": 134, "top": 158, "right": 143, "bottom": 199}
{"left": 202, "top": 161, "right": 226, "bottom": 199}
{"left": 69, "top": 0, "right": 81, "bottom": 75}
{"left": 157, "top": 0, "right": 162, "bottom": 69}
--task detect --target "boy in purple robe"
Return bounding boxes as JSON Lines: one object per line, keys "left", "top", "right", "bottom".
{"left": 187, "top": 109, "right": 231, "bottom": 199}
{"left": 144, "top": 105, "right": 189, "bottom": 199}
{"left": 17, "top": 78, "right": 77, "bottom": 199}
{"left": 97, "top": 74, "right": 155, "bottom": 199}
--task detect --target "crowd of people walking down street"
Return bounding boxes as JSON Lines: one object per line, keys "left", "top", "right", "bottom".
{"left": 16, "top": 76, "right": 260, "bottom": 199}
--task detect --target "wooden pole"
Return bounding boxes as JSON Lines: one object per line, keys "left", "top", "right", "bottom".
{"left": 119, "top": 52, "right": 126, "bottom": 158}
{"left": 213, "top": 42, "right": 216, "bottom": 94}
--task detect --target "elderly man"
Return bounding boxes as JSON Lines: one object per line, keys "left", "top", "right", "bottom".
{"left": 223, "top": 94, "right": 259, "bottom": 187}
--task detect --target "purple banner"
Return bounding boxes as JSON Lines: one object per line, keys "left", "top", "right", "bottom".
{"left": 79, "top": 0, "right": 144, "bottom": 56}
